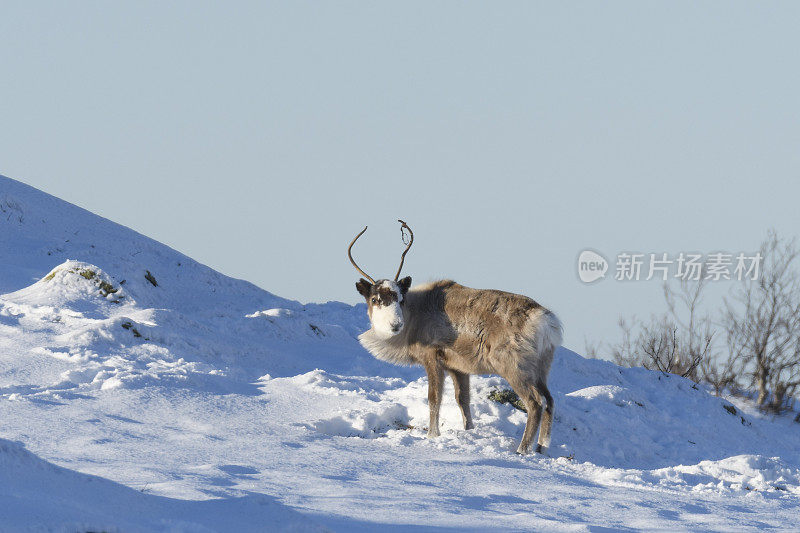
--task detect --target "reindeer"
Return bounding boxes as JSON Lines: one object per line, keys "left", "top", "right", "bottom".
{"left": 349, "top": 220, "right": 562, "bottom": 454}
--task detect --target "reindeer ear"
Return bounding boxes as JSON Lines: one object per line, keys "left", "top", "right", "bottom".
{"left": 398, "top": 276, "right": 412, "bottom": 294}
{"left": 356, "top": 278, "right": 373, "bottom": 299}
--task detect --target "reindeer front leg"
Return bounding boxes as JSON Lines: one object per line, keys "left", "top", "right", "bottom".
{"left": 424, "top": 354, "right": 445, "bottom": 438}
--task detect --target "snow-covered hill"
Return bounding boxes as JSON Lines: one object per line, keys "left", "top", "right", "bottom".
{"left": 2, "top": 174, "right": 799, "bottom": 531}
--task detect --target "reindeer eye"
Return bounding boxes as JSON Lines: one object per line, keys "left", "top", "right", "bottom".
{"left": 371, "top": 297, "right": 378, "bottom": 304}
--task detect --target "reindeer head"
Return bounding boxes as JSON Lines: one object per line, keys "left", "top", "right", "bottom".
{"left": 349, "top": 220, "right": 414, "bottom": 338}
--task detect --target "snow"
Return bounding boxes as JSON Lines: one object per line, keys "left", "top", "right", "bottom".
{"left": 1, "top": 173, "right": 799, "bottom": 531}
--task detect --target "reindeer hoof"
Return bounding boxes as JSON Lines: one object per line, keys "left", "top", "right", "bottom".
{"left": 535, "top": 444, "right": 548, "bottom": 455}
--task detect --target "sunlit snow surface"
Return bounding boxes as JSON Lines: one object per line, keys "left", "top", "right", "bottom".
{"left": 1, "top": 174, "right": 799, "bottom": 531}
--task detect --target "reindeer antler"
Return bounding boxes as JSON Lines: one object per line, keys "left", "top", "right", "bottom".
{"left": 394, "top": 219, "right": 414, "bottom": 281}
{"left": 348, "top": 226, "right": 376, "bottom": 284}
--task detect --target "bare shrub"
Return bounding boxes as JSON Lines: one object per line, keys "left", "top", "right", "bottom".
{"left": 606, "top": 231, "right": 800, "bottom": 411}
{"left": 612, "top": 275, "right": 715, "bottom": 380}
{"left": 583, "top": 336, "right": 602, "bottom": 359}
{"left": 724, "top": 230, "right": 800, "bottom": 412}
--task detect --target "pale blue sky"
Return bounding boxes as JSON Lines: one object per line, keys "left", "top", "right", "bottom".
{"left": 2, "top": 2, "right": 799, "bottom": 352}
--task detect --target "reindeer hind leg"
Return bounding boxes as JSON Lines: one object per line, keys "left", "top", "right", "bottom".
{"left": 512, "top": 381, "right": 543, "bottom": 455}
{"left": 535, "top": 382, "right": 554, "bottom": 454}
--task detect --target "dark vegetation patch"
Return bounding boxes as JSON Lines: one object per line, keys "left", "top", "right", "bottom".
{"left": 144, "top": 270, "right": 158, "bottom": 287}
{"left": 121, "top": 321, "right": 142, "bottom": 338}
{"left": 488, "top": 389, "right": 527, "bottom": 412}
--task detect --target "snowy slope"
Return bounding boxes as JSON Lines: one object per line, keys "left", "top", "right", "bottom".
{"left": 1, "top": 174, "right": 800, "bottom": 532}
